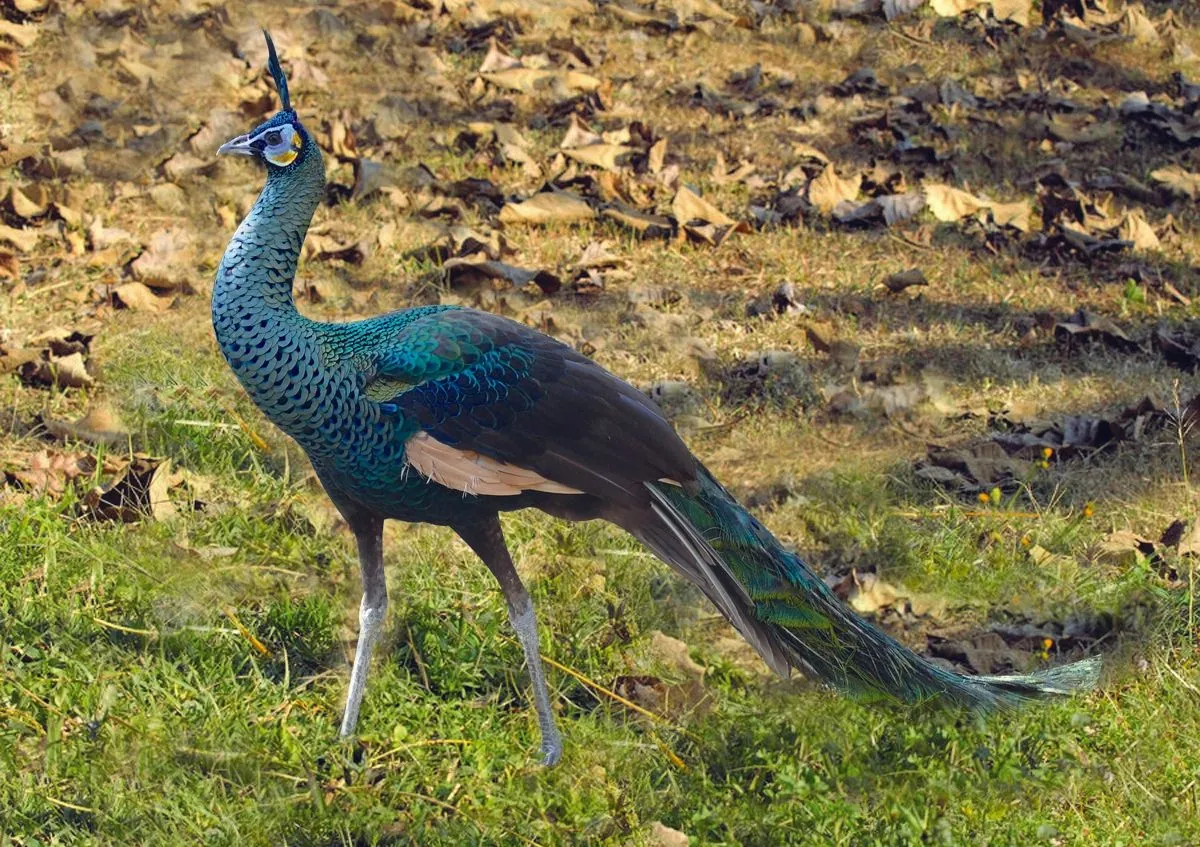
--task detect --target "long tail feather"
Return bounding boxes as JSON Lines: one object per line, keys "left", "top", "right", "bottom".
{"left": 633, "top": 469, "right": 1100, "bottom": 709}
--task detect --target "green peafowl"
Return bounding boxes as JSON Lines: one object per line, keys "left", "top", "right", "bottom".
{"left": 213, "top": 32, "right": 1100, "bottom": 766}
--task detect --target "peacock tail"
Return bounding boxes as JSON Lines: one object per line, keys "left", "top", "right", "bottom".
{"left": 630, "top": 468, "right": 1100, "bottom": 708}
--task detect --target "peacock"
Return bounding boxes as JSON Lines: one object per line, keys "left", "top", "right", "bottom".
{"left": 213, "top": 32, "right": 1100, "bottom": 766}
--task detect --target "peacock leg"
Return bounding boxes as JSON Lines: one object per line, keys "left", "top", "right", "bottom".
{"left": 339, "top": 515, "right": 387, "bottom": 738}
{"left": 456, "top": 517, "right": 563, "bottom": 766}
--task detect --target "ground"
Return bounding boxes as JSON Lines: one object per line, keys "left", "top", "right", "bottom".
{"left": 2, "top": 0, "right": 1200, "bottom": 844}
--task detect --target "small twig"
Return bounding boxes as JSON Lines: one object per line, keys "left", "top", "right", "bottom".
{"left": 367, "top": 738, "right": 471, "bottom": 768}
{"left": 813, "top": 430, "right": 851, "bottom": 449}
{"left": 92, "top": 617, "right": 157, "bottom": 637}
{"left": 1163, "top": 662, "right": 1200, "bottom": 698}
{"left": 0, "top": 706, "right": 45, "bottom": 736}
{"left": 224, "top": 607, "right": 269, "bottom": 655}
{"left": 45, "top": 796, "right": 96, "bottom": 814}
{"left": 530, "top": 647, "right": 673, "bottom": 727}
{"left": 649, "top": 729, "right": 688, "bottom": 771}
{"left": 167, "top": 419, "right": 242, "bottom": 430}
{"left": 394, "top": 790, "right": 459, "bottom": 814}
{"left": 22, "top": 277, "right": 84, "bottom": 299}
{"left": 887, "top": 231, "right": 933, "bottom": 251}
{"left": 888, "top": 26, "right": 932, "bottom": 45}
{"left": 405, "top": 623, "right": 431, "bottom": 690}
{"left": 225, "top": 407, "right": 270, "bottom": 452}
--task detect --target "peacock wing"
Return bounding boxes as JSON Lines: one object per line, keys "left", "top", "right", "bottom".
{"left": 367, "top": 308, "right": 697, "bottom": 506}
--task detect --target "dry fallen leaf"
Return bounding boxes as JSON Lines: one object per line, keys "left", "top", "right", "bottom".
{"left": 0, "top": 224, "right": 39, "bottom": 253}
{"left": 563, "top": 144, "right": 633, "bottom": 171}
{"left": 43, "top": 401, "right": 130, "bottom": 447}
{"left": 29, "top": 351, "right": 93, "bottom": 389}
{"left": 809, "top": 166, "right": 862, "bottom": 215}
{"left": 82, "top": 456, "right": 185, "bottom": 523}
{"left": 129, "top": 229, "right": 194, "bottom": 290}
{"left": 924, "top": 183, "right": 988, "bottom": 222}
{"left": 482, "top": 68, "right": 600, "bottom": 95}
{"left": 4, "top": 450, "right": 95, "bottom": 498}
{"left": 499, "top": 191, "right": 595, "bottom": 225}
{"left": 8, "top": 183, "right": 48, "bottom": 220}
{"left": 882, "top": 268, "right": 928, "bottom": 294}
{"left": 1150, "top": 165, "right": 1200, "bottom": 200}
{"left": 442, "top": 257, "right": 562, "bottom": 295}
{"left": 1119, "top": 210, "right": 1160, "bottom": 252}
{"left": 878, "top": 192, "right": 925, "bottom": 226}
{"left": 648, "top": 822, "right": 691, "bottom": 847}
{"left": 672, "top": 185, "right": 735, "bottom": 227}
{"left": 987, "top": 199, "right": 1032, "bottom": 233}
{"left": 113, "top": 282, "right": 174, "bottom": 312}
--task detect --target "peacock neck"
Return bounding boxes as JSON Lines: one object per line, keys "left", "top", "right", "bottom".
{"left": 213, "top": 143, "right": 325, "bottom": 318}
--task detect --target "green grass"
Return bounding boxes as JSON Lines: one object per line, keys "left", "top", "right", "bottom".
{"left": 3, "top": 325, "right": 1199, "bottom": 846}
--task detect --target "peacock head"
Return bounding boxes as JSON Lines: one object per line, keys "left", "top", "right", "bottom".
{"left": 217, "top": 31, "right": 313, "bottom": 172}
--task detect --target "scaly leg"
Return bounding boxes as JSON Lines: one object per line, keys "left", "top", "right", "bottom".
{"left": 340, "top": 514, "right": 387, "bottom": 739}
{"left": 456, "top": 516, "right": 563, "bottom": 766}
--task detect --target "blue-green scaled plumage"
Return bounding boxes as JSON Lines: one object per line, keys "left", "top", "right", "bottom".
{"left": 213, "top": 33, "right": 1098, "bottom": 761}
{"left": 645, "top": 471, "right": 1100, "bottom": 708}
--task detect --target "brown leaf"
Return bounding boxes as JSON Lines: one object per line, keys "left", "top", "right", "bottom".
{"left": 113, "top": 282, "right": 173, "bottom": 312}
{"left": 576, "top": 240, "right": 623, "bottom": 270}
{"left": 482, "top": 68, "right": 600, "bottom": 95}
{"left": 442, "top": 257, "right": 562, "bottom": 295}
{"left": 882, "top": 268, "right": 928, "bottom": 294}
{"left": 5, "top": 450, "right": 95, "bottom": 497}
{"left": 987, "top": 199, "right": 1032, "bottom": 232}
{"left": 991, "top": 0, "right": 1030, "bottom": 24}
{"left": 47, "top": 352, "right": 93, "bottom": 389}
{"left": 479, "top": 37, "right": 522, "bottom": 73}
{"left": 88, "top": 221, "right": 133, "bottom": 251}
{"left": 499, "top": 191, "right": 595, "bottom": 225}
{"left": 1119, "top": 210, "right": 1160, "bottom": 252}
{"left": 560, "top": 114, "right": 602, "bottom": 149}
{"left": 0, "top": 20, "right": 40, "bottom": 48}
{"left": 1054, "top": 309, "right": 1138, "bottom": 352}
{"left": 1119, "top": 5, "right": 1159, "bottom": 44}
{"left": 878, "top": 192, "right": 925, "bottom": 226}
{"left": 648, "top": 630, "right": 705, "bottom": 679}
{"left": 648, "top": 823, "right": 691, "bottom": 847}
{"left": 43, "top": 402, "right": 129, "bottom": 447}
{"left": 303, "top": 228, "right": 368, "bottom": 264}
{"left": 82, "top": 456, "right": 184, "bottom": 523}
{"left": 808, "top": 166, "right": 861, "bottom": 215}
{"left": 563, "top": 144, "right": 633, "bottom": 171}
{"left": 164, "top": 151, "right": 212, "bottom": 182}
{"left": 711, "top": 152, "right": 756, "bottom": 185}
{"left": 1045, "top": 115, "right": 1120, "bottom": 145}
{"left": 8, "top": 183, "right": 49, "bottom": 220}
{"left": 672, "top": 185, "right": 735, "bottom": 227}
{"left": 1150, "top": 165, "right": 1200, "bottom": 200}
{"left": 0, "top": 224, "right": 39, "bottom": 252}
{"left": 601, "top": 204, "right": 675, "bottom": 238}
{"left": 648, "top": 138, "right": 668, "bottom": 175}
{"left": 924, "top": 183, "right": 988, "bottom": 222}
{"left": 130, "top": 229, "right": 194, "bottom": 290}
{"left": 1099, "top": 529, "right": 1156, "bottom": 567}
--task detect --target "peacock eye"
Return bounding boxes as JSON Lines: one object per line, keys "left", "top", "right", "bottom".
{"left": 265, "top": 130, "right": 282, "bottom": 146}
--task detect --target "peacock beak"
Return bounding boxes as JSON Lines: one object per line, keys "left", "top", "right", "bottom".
{"left": 217, "top": 133, "right": 257, "bottom": 157}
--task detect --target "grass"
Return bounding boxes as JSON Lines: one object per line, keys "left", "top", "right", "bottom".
{"left": 4, "top": 0, "right": 1200, "bottom": 843}
{"left": 2, "top": 321, "right": 1198, "bottom": 845}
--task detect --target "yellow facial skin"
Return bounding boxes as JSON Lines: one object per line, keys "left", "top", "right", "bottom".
{"left": 267, "top": 149, "right": 298, "bottom": 166}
